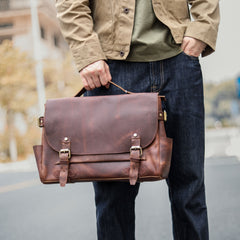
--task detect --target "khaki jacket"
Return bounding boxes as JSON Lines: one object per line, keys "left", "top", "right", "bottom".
{"left": 55, "top": 0, "right": 220, "bottom": 72}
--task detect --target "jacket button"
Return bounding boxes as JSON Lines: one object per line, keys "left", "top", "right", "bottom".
{"left": 120, "top": 51, "right": 125, "bottom": 57}
{"left": 123, "top": 8, "right": 129, "bottom": 14}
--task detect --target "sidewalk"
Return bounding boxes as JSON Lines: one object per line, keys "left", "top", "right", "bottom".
{"left": 0, "top": 155, "right": 37, "bottom": 173}
{"left": 205, "top": 127, "right": 240, "bottom": 160}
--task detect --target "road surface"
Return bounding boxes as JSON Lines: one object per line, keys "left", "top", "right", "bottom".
{"left": 0, "top": 128, "right": 240, "bottom": 240}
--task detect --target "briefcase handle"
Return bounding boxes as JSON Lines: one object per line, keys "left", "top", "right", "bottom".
{"left": 74, "top": 80, "right": 134, "bottom": 97}
{"left": 75, "top": 81, "right": 166, "bottom": 100}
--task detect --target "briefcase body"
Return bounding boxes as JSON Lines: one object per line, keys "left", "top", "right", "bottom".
{"left": 33, "top": 92, "right": 172, "bottom": 187}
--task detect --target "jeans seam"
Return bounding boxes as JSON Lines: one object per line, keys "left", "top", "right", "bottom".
{"left": 168, "top": 179, "right": 181, "bottom": 240}
{"left": 150, "top": 62, "right": 155, "bottom": 92}
{"left": 159, "top": 61, "right": 165, "bottom": 92}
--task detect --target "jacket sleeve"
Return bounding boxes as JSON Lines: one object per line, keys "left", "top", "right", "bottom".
{"left": 55, "top": 0, "right": 107, "bottom": 71}
{"left": 185, "top": 0, "right": 220, "bottom": 56}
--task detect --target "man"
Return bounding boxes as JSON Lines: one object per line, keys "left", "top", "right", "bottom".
{"left": 55, "top": 0, "right": 220, "bottom": 239}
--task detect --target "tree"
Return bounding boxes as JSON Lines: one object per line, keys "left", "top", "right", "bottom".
{"left": 43, "top": 52, "right": 82, "bottom": 99}
{"left": 0, "top": 41, "right": 83, "bottom": 162}
{"left": 0, "top": 40, "right": 37, "bottom": 161}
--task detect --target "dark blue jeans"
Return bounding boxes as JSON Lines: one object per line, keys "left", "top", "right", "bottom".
{"left": 85, "top": 52, "right": 208, "bottom": 240}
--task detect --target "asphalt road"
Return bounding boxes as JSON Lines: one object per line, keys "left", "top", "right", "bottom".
{"left": 0, "top": 129, "right": 240, "bottom": 240}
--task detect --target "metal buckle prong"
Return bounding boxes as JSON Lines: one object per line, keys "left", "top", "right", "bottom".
{"left": 130, "top": 146, "right": 142, "bottom": 157}
{"left": 59, "top": 149, "right": 71, "bottom": 159}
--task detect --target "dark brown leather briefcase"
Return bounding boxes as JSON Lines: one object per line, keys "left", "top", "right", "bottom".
{"left": 33, "top": 82, "right": 172, "bottom": 187}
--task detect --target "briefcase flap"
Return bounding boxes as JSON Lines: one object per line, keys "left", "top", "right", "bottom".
{"left": 44, "top": 92, "right": 159, "bottom": 155}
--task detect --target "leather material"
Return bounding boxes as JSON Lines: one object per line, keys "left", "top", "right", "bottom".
{"left": 33, "top": 92, "right": 172, "bottom": 186}
{"left": 44, "top": 93, "right": 158, "bottom": 155}
{"left": 59, "top": 138, "right": 71, "bottom": 187}
{"left": 129, "top": 135, "right": 141, "bottom": 185}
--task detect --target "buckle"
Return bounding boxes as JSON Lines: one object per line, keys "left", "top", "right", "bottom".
{"left": 130, "top": 146, "right": 142, "bottom": 157}
{"left": 59, "top": 149, "right": 71, "bottom": 159}
{"left": 38, "top": 116, "right": 44, "bottom": 127}
{"left": 164, "top": 110, "right": 167, "bottom": 121}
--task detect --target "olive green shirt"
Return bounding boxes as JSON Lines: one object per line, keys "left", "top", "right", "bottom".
{"left": 127, "top": 0, "right": 182, "bottom": 61}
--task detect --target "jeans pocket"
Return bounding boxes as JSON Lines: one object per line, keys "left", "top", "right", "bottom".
{"left": 181, "top": 51, "right": 199, "bottom": 61}
{"left": 107, "top": 59, "right": 115, "bottom": 64}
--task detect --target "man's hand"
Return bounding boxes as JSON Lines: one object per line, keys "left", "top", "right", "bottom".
{"left": 181, "top": 37, "right": 207, "bottom": 57}
{"left": 79, "top": 60, "right": 112, "bottom": 91}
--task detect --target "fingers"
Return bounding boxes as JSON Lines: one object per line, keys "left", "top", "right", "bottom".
{"left": 181, "top": 37, "right": 189, "bottom": 52}
{"left": 99, "top": 62, "right": 112, "bottom": 89}
{"left": 80, "top": 74, "right": 99, "bottom": 90}
{"left": 181, "top": 37, "right": 207, "bottom": 57}
{"left": 104, "top": 63, "right": 112, "bottom": 83}
{"left": 79, "top": 60, "right": 112, "bottom": 90}
{"left": 81, "top": 76, "right": 91, "bottom": 91}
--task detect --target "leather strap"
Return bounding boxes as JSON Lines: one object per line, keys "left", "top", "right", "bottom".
{"left": 74, "top": 81, "right": 133, "bottom": 97}
{"left": 129, "top": 134, "right": 142, "bottom": 185}
{"left": 74, "top": 87, "right": 86, "bottom": 97}
{"left": 74, "top": 81, "right": 166, "bottom": 99}
{"left": 59, "top": 138, "right": 71, "bottom": 187}
{"left": 158, "top": 97, "right": 167, "bottom": 121}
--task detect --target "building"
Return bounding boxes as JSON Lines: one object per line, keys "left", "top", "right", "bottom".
{"left": 0, "top": 0, "right": 68, "bottom": 60}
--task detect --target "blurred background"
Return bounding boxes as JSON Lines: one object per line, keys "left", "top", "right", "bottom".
{"left": 0, "top": 0, "right": 239, "bottom": 240}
